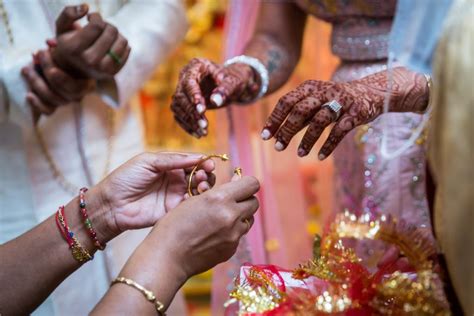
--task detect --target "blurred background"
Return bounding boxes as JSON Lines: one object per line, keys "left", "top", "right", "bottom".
{"left": 134, "top": 0, "right": 339, "bottom": 314}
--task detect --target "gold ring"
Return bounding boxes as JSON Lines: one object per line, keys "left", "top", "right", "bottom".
{"left": 187, "top": 154, "right": 229, "bottom": 197}
{"left": 244, "top": 218, "right": 251, "bottom": 233}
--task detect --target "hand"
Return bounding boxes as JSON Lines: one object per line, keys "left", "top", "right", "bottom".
{"left": 21, "top": 50, "right": 93, "bottom": 118}
{"left": 95, "top": 152, "right": 216, "bottom": 238}
{"left": 51, "top": 4, "right": 131, "bottom": 79}
{"left": 153, "top": 175, "right": 260, "bottom": 278}
{"left": 171, "top": 58, "right": 258, "bottom": 137}
{"left": 261, "top": 67, "right": 430, "bottom": 159}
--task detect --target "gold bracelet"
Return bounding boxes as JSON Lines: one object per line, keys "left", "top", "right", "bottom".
{"left": 423, "top": 73, "right": 433, "bottom": 112}
{"left": 187, "top": 154, "right": 230, "bottom": 197}
{"left": 111, "top": 277, "right": 166, "bottom": 315}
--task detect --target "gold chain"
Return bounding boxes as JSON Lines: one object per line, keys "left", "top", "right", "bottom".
{"left": 1, "top": 0, "right": 116, "bottom": 195}
{"left": 0, "top": 0, "right": 14, "bottom": 45}
{"left": 34, "top": 107, "right": 116, "bottom": 195}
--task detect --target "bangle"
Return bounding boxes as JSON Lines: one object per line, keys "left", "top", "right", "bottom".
{"left": 55, "top": 206, "right": 93, "bottom": 262}
{"left": 79, "top": 188, "right": 106, "bottom": 250}
{"left": 111, "top": 277, "right": 166, "bottom": 315}
{"left": 423, "top": 73, "right": 433, "bottom": 113}
{"left": 224, "top": 55, "right": 269, "bottom": 102}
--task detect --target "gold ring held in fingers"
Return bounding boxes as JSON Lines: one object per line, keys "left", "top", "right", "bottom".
{"left": 187, "top": 154, "right": 229, "bottom": 197}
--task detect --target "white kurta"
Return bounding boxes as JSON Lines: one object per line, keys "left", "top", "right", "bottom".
{"left": 0, "top": 1, "right": 187, "bottom": 315}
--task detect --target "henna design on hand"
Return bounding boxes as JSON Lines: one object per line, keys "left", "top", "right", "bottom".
{"left": 170, "top": 58, "right": 258, "bottom": 137}
{"left": 261, "top": 67, "right": 430, "bottom": 159}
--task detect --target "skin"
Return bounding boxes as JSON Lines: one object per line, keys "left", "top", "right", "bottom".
{"left": 0, "top": 152, "right": 221, "bottom": 315}
{"left": 171, "top": 4, "right": 430, "bottom": 160}
{"left": 52, "top": 4, "right": 131, "bottom": 80}
{"left": 92, "top": 174, "right": 260, "bottom": 315}
{"left": 170, "top": 3, "right": 306, "bottom": 136}
{"left": 22, "top": 4, "right": 131, "bottom": 118}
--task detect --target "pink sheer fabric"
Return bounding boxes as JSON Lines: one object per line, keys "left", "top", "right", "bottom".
{"left": 211, "top": 2, "right": 312, "bottom": 314}
{"left": 295, "top": 0, "right": 433, "bottom": 264}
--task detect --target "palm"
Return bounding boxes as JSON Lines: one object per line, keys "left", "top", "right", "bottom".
{"left": 104, "top": 162, "right": 189, "bottom": 232}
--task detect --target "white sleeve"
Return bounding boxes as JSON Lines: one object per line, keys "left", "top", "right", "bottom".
{"left": 98, "top": 0, "right": 189, "bottom": 108}
{"left": 0, "top": 50, "right": 34, "bottom": 127}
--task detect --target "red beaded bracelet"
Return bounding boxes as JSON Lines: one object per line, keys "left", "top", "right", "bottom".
{"left": 79, "top": 188, "right": 106, "bottom": 250}
{"left": 55, "top": 205, "right": 93, "bottom": 262}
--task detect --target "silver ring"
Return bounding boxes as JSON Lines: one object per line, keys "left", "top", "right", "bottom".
{"left": 322, "top": 100, "right": 343, "bottom": 121}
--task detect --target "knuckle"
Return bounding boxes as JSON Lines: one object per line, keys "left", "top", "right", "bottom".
{"left": 106, "top": 24, "right": 119, "bottom": 37}
{"left": 82, "top": 52, "right": 100, "bottom": 67}
{"left": 220, "top": 208, "right": 236, "bottom": 228}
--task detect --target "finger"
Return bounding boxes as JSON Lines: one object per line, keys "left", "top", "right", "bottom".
{"left": 205, "top": 172, "right": 216, "bottom": 188}
{"left": 70, "top": 13, "right": 106, "bottom": 51}
{"left": 191, "top": 169, "right": 208, "bottom": 188}
{"left": 171, "top": 93, "right": 205, "bottom": 136}
{"left": 197, "top": 181, "right": 211, "bottom": 194}
{"left": 236, "top": 197, "right": 259, "bottom": 219}
{"left": 26, "top": 92, "right": 55, "bottom": 116}
{"left": 273, "top": 97, "right": 322, "bottom": 152}
{"left": 209, "top": 66, "right": 244, "bottom": 107}
{"left": 216, "top": 176, "right": 260, "bottom": 202}
{"left": 82, "top": 23, "right": 119, "bottom": 68}
{"left": 99, "top": 35, "right": 128, "bottom": 74}
{"left": 318, "top": 114, "right": 355, "bottom": 160}
{"left": 137, "top": 152, "right": 207, "bottom": 172}
{"left": 237, "top": 215, "right": 255, "bottom": 235}
{"left": 182, "top": 58, "right": 220, "bottom": 111}
{"left": 297, "top": 107, "right": 334, "bottom": 157}
{"left": 261, "top": 85, "right": 309, "bottom": 140}
{"left": 22, "top": 66, "right": 66, "bottom": 109}
{"left": 37, "top": 51, "right": 82, "bottom": 100}
{"left": 56, "top": 4, "right": 89, "bottom": 35}
{"left": 184, "top": 158, "right": 215, "bottom": 174}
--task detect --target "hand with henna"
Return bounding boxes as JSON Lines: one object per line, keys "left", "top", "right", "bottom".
{"left": 50, "top": 4, "right": 131, "bottom": 80}
{"left": 170, "top": 58, "right": 260, "bottom": 138}
{"left": 261, "top": 67, "right": 430, "bottom": 159}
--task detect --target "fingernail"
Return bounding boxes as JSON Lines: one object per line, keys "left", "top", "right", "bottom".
{"left": 274, "top": 141, "right": 284, "bottom": 151}
{"left": 261, "top": 129, "right": 271, "bottom": 140}
{"left": 192, "top": 132, "right": 201, "bottom": 139}
{"left": 211, "top": 93, "right": 223, "bottom": 107}
{"left": 196, "top": 103, "right": 205, "bottom": 114}
{"left": 298, "top": 148, "right": 307, "bottom": 157}
{"left": 198, "top": 119, "right": 208, "bottom": 129}
{"left": 318, "top": 154, "right": 326, "bottom": 160}
{"left": 201, "top": 129, "right": 208, "bottom": 136}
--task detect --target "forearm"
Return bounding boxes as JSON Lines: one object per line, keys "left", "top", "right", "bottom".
{"left": 91, "top": 227, "right": 186, "bottom": 315}
{"left": 0, "top": 186, "right": 114, "bottom": 315}
{"left": 243, "top": 3, "right": 306, "bottom": 94}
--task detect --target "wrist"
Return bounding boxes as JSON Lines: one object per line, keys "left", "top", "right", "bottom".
{"left": 120, "top": 229, "right": 188, "bottom": 308}
{"left": 83, "top": 185, "right": 117, "bottom": 244}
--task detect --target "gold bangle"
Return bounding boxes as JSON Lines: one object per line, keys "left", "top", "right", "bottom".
{"left": 111, "top": 277, "right": 166, "bottom": 315}
{"left": 423, "top": 73, "right": 433, "bottom": 112}
{"left": 187, "top": 154, "right": 230, "bottom": 197}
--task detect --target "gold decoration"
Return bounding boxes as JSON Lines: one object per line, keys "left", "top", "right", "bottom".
{"left": 187, "top": 153, "right": 230, "bottom": 196}
{"left": 226, "top": 211, "right": 451, "bottom": 315}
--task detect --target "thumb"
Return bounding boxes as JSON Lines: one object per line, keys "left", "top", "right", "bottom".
{"left": 56, "top": 4, "right": 89, "bottom": 35}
